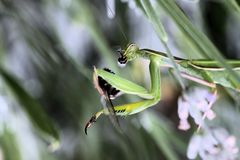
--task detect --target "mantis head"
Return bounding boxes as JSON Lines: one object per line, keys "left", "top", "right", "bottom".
{"left": 118, "top": 43, "right": 140, "bottom": 67}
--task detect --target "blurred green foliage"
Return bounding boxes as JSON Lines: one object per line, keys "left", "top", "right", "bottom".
{"left": 0, "top": 0, "right": 240, "bottom": 160}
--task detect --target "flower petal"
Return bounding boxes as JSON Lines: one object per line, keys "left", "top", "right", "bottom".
{"left": 178, "top": 97, "right": 190, "bottom": 119}
{"left": 187, "top": 135, "right": 202, "bottom": 159}
{"left": 206, "top": 109, "right": 216, "bottom": 120}
{"left": 178, "top": 119, "right": 190, "bottom": 131}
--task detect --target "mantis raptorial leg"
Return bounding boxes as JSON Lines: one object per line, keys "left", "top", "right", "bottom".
{"left": 85, "top": 55, "right": 161, "bottom": 134}
{"left": 85, "top": 43, "right": 240, "bottom": 134}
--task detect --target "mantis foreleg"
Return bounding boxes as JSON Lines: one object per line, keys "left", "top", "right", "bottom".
{"left": 85, "top": 56, "right": 161, "bottom": 134}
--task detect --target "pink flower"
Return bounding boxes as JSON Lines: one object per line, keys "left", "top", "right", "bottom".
{"left": 177, "top": 87, "right": 217, "bottom": 131}
{"left": 187, "top": 127, "right": 239, "bottom": 160}
{"left": 178, "top": 119, "right": 190, "bottom": 131}
{"left": 177, "top": 97, "right": 190, "bottom": 130}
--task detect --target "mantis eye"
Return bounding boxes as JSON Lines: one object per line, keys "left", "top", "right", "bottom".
{"left": 117, "top": 49, "right": 128, "bottom": 67}
{"left": 117, "top": 61, "right": 126, "bottom": 67}
{"left": 117, "top": 55, "right": 127, "bottom": 66}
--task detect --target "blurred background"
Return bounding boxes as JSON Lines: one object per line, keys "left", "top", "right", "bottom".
{"left": 0, "top": 0, "right": 240, "bottom": 160}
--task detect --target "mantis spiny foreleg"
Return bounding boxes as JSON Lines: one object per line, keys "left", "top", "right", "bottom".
{"left": 85, "top": 55, "right": 162, "bottom": 134}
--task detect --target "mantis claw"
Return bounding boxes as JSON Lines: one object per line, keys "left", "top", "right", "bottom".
{"left": 84, "top": 115, "right": 97, "bottom": 135}
{"left": 84, "top": 111, "right": 103, "bottom": 135}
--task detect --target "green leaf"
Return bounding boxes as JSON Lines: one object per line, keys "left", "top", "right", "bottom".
{"left": 0, "top": 67, "right": 59, "bottom": 142}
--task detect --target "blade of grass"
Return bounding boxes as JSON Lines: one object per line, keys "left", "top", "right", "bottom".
{"left": 156, "top": 0, "right": 240, "bottom": 86}
{"left": 140, "top": 0, "right": 168, "bottom": 42}
{"left": 140, "top": 0, "right": 186, "bottom": 89}
{"left": 224, "top": 0, "right": 240, "bottom": 14}
{"left": 134, "top": 0, "right": 147, "bottom": 15}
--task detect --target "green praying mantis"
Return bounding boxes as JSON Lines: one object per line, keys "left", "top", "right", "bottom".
{"left": 84, "top": 43, "right": 240, "bottom": 134}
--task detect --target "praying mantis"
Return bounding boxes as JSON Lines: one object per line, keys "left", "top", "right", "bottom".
{"left": 85, "top": 43, "right": 240, "bottom": 134}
